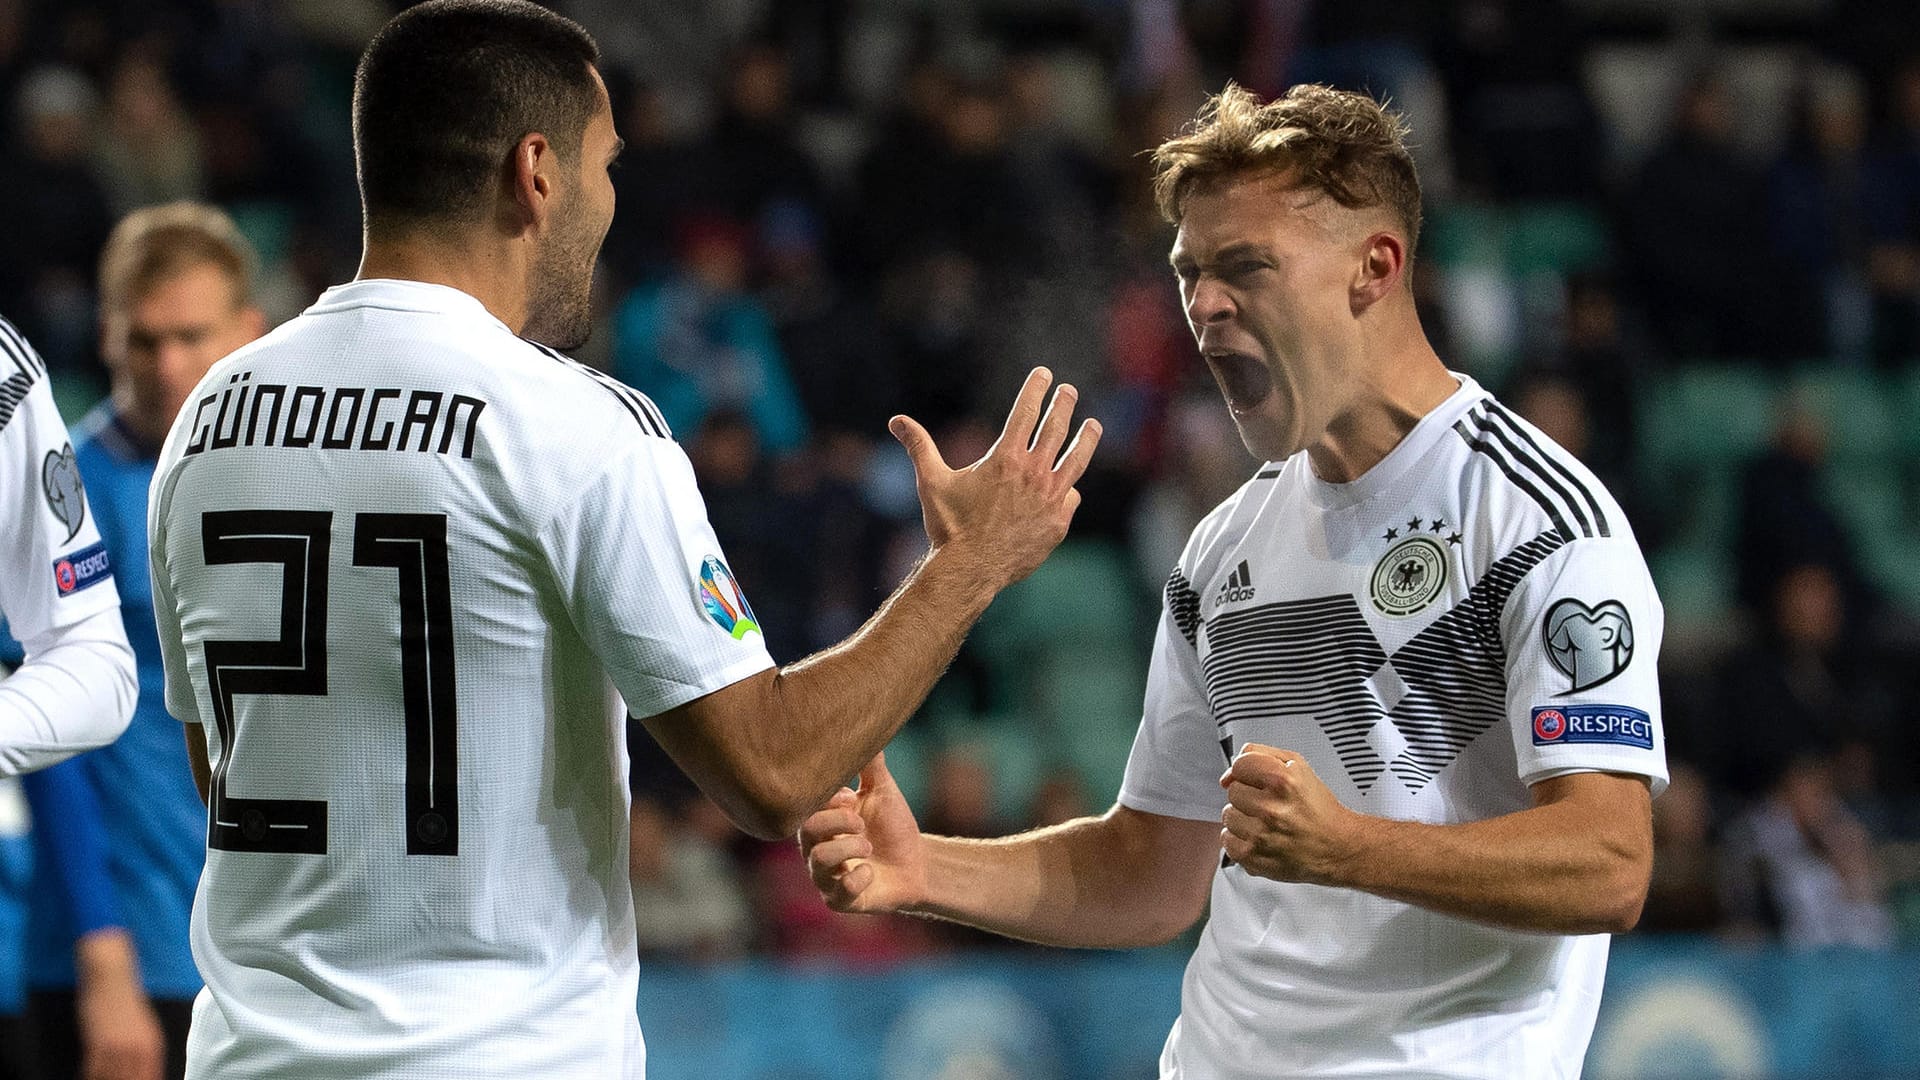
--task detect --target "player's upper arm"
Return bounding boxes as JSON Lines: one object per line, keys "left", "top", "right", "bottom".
{"left": 1501, "top": 535, "right": 1668, "bottom": 797}
{"left": 1528, "top": 770, "right": 1655, "bottom": 930}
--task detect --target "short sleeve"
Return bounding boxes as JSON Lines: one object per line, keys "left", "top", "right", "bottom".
{"left": 146, "top": 465, "right": 199, "bottom": 725}
{"left": 1118, "top": 570, "right": 1226, "bottom": 821}
{"left": 538, "top": 436, "right": 774, "bottom": 719}
{"left": 1502, "top": 536, "right": 1668, "bottom": 796}
{"left": 0, "top": 363, "right": 120, "bottom": 651}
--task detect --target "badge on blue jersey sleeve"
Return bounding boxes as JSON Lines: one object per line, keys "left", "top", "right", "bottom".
{"left": 52, "top": 541, "right": 112, "bottom": 597}
{"left": 697, "top": 556, "right": 760, "bottom": 640}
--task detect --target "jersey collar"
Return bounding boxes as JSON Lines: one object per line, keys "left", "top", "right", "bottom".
{"left": 306, "top": 279, "right": 512, "bottom": 336}
{"left": 1299, "top": 372, "right": 1485, "bottom": 510}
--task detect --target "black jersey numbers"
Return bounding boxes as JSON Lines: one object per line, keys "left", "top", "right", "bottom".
{"left": 201, "top": 510, "right": 332, "bottom": 854}
{"left": 200, "top": 510, "right": 459, "bottom": 857}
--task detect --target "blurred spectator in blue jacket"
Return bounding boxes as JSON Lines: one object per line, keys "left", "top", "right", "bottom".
{"left": 14, "top": 202, "right": 264, "bottom": 1080}
{"left": 612, "top": 214, "right": 808, "bottom": 454}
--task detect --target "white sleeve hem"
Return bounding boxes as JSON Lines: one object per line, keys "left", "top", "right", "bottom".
{"left": 0, "top": 607, "right": 135, "bottom": 775}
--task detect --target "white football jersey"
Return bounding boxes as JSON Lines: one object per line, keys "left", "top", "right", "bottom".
{"left": 1120, "top": 375, "right": 1666, "bottom": 1079}
{"left": 1, "top": 317, "right": 121, "bottom": 650}
{"left": 148, "top": 280, "right": 775, "bottom": 1079}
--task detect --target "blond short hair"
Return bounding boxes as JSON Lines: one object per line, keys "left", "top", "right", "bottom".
{"left": 98, "top": 202, "right": 257, "bottom": 315}
{"left": 1151, "top": 83, "right": 1423, "bottom": 253}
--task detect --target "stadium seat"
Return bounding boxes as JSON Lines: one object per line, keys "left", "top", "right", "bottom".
{"left": 1636, "top": 366, "right": 1778, "bottom": 471}
{"left": 1647, "top": 543, "right": 1735, "bottom": 629}
{"left": 1423, "top": 203, "right": 1610, "bottom": 278}
{"left": 1821, "top": 465, "right": 1908, "bottom": 545}
{"left": 1898, "top": 365, "right": 1920, "bottom": 461}
{"left": 1789, "top": 368, "right": 1898, "bottom": 463}
{"left": 1501, "top": 204, "right": 1610, "bottom": 277}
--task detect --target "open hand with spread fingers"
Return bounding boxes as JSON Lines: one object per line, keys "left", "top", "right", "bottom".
{"left": 800, "top": 753, "right": 927, "bottom": 916}
{"left": 1220, "top": 744, "right": 1365, "bottom": 886}
{"left": 890, "top": 366, "right": 1101, "bottom": 590}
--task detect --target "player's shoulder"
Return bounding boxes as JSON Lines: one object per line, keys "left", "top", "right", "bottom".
{"left": 0, "top": 314, "right": 50, "bottom": 441}
{"left": 508, "top": 340, "right": 674, "bottom": 443}
{"left": 1176, "top": 460, "right": 1285, "bottom": 578}
{"left": 1446, "top": 391, "right": 1634, "bottom": 549}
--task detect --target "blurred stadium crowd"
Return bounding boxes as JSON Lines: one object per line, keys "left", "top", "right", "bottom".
{"left": 4, "top": 0, "right": 1920, "bottom": 968}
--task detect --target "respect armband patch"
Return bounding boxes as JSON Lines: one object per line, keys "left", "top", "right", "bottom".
{"left": 53, "top": 541, "right": 112, "bottom": 597}
{"left": 1531, "top": 704, "right": 1653, "bottom": 750}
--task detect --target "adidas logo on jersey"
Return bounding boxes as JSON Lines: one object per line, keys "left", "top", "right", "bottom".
{"left": 1215, "top": 560, "right": 1256, "bottom": 607}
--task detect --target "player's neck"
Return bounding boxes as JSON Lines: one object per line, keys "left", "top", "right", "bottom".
{"left": 356, "top": 233, "right": 530, "bottom": 335}
{"left": 1305, "top": 322, "right": 1456, "bottom": 485}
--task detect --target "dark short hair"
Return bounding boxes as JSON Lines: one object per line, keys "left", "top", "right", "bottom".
{"left": 353, "top": 0, "right": 601, "bottom": 230}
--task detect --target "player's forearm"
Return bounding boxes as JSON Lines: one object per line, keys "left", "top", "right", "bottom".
{"left": 758, "top": 546, "right": 997, "bottom": 819}
{"left": 76, "top": 927, "right": 143, "bottom": 991}
{"left": 0, "top": 610, "right": 136, "bottom": 776}
{"left": 913, "top": 808, "right": 1210, "bottom": 949}
{"left": 1329, "top": 793, "right": 1650, "bottom": 934}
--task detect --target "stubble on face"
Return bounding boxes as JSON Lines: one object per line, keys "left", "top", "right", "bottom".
{"left": 524, "top": 207, "right": 598, "bottom": 351}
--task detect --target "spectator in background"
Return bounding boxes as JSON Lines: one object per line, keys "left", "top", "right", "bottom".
{"left": 1710, "top": 563, "right": 1900, "bottom": 800}
{"left": 700, "top": 41, "right": 826, "bottom": 227}
{"left": 1624, "top": 72, "right": 1781, "bottom": 360}
{"left": 91, "top": 50, "right": 205, "bottom": 216}
{"left": 1863, "top": 58, "right": 1920, "bottom": 362}
{"left": 1026, "top": 768, "right": 1092, "bottom": 830}
{"left": 1732, "top": 402, "right": 1866, "bottom": 621}
{"left": 1638, "top": 762, "right": 1729, "bottom": 935}
{"left": 1769, "top": 65, "right": 1876, "bottom": 361}
{"left": 627, "top": 795, "right": 752, "bottom": 964}
{"left": 758, "top": 199, "right": 900, "bottom": 440}
{"left": 599, "top": 75, "right": 702, "bottom": 291}
{"left": 858, "top": 64, "right": 1036, "bottom": 279}
{"left": 1721, "top": 753, "right": 1896, "bottom": 948}
{"left": 17, "top": 203, "right": 265, "bottom": 1080}
{"left": 0, "top": 777, "right": 32, "bottom": 1080}
{"left": 0, "top": 67, "right": 113, "bottom": 376}
{"left": 612, "top": 215, "right": 808, "bottom": 454}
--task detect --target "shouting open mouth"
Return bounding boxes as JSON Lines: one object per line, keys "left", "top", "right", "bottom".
{"left": 1205, "top": 350, "right": 1274, "bottom": 413}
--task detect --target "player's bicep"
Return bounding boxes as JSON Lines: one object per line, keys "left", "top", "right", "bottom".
{"left": 634, "top": 666, "right": 778, "bottom": 819}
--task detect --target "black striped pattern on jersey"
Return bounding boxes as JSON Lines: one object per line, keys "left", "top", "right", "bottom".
{"left": 1452, "top": 401, "right": 1608, "bottom": 541}
{"left": 526, "top": 342, "right": 671, "bottom": 439}
{"left": 0, "top": 317, "right": 45, "bottom": 436}
{"left": 1165, "top": 568, "right": 1202, "bottom": 647}
{"left": 1375, "top": 528, "right": 1566, "bottom": 790}
{"left": 1203, "top": 594, "right": 1392, "bottom": 786}
{"left": 1198, "top": 528, "right": 1567, "bottom": 793}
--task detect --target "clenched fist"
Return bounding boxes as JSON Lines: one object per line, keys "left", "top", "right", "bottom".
{"left": 1220, "top": 744, "right": 1363, "bottom": 886}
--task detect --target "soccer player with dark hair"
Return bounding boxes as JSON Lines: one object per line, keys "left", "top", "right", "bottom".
{"left": 805, "top": 83, "right": 1667, "bottom": 1077}
{"left": 146, "top": 2, "right": 1097, "bottom": 1077}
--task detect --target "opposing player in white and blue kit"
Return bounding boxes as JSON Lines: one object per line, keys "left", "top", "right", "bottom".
{"left": 805, "top": 83, "right": 1665, "bottom": 1078}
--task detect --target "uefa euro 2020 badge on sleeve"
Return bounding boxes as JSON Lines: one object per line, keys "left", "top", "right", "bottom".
{"left": 697, "top": 556, "right": 760, "bottom": 641}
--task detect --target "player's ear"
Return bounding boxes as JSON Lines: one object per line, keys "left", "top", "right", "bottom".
{"left": 509, "top": 132, "right": 556, "bottom": 232}
{"left": 1350, "top": 230, "right": 1405, "bottom": 315}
